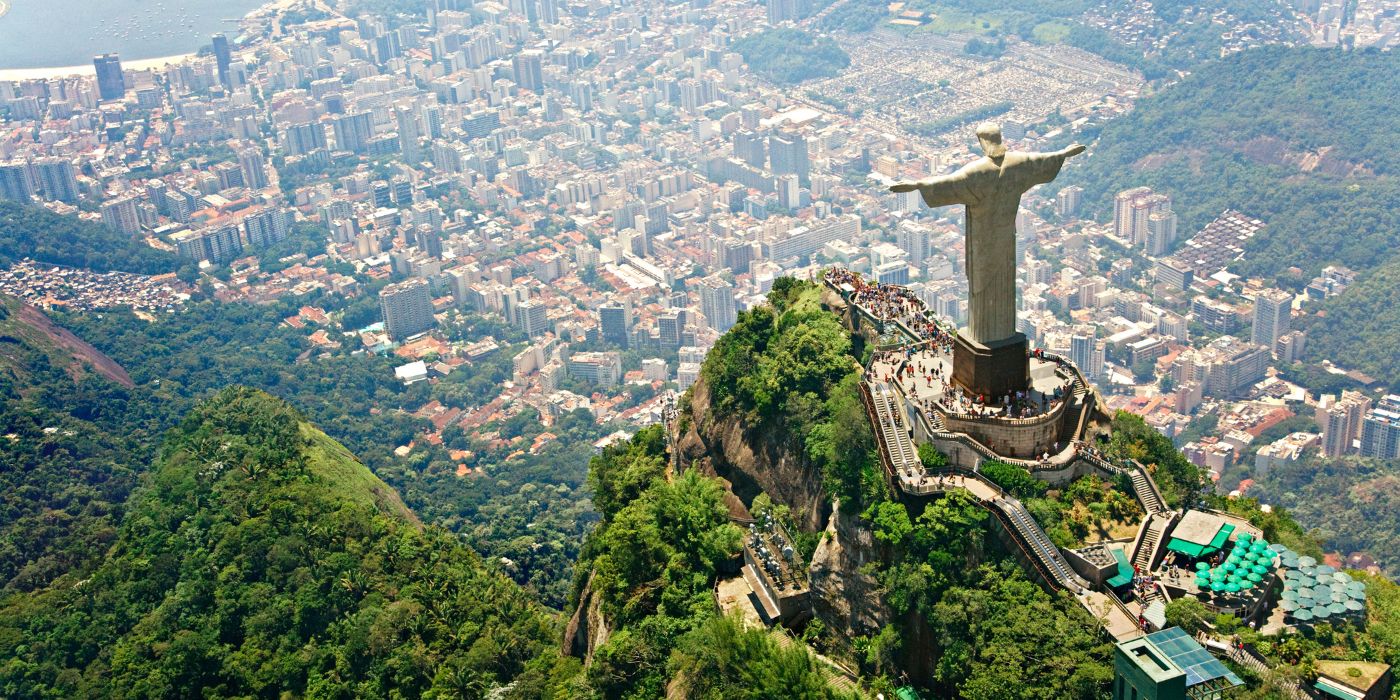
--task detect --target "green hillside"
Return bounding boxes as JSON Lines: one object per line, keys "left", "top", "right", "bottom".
{"left": 0, "top": 388, "right": 556, "bottom": 698}
{"left": 1068, "top": 46, "right": 1400, "bottom": 282}
{"left": 0, "top": 295, "right": 148, "bottom": 593}
{"left": 0, "top": 200, "right": 179, "bottom": 275}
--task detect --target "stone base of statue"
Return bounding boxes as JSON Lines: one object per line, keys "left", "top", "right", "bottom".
{"left": 953, "top": 331, "right": 1029, "bottom": 399}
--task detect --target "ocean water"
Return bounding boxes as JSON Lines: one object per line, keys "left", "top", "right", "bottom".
{"left": 0, "top": 0, "right": 266, "bottom": 69}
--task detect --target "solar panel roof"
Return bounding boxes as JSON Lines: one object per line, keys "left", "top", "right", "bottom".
{"left": 1145, "top": 627, "right": 1244, "bottom": 689}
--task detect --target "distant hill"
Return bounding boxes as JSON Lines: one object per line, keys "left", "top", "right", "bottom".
{"left": 0, "top": 388, "right": 557, "bottom": 698}
{"left": 0, "top": 200, "right": 180, "bottom": 275}
{"left": 1067, "top": 46, "right": 1400, "bottom": 282}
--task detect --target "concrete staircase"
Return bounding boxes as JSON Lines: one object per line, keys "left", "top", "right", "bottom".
{"left": 1129, "top": 466, "right": 1168, "bottom": 515}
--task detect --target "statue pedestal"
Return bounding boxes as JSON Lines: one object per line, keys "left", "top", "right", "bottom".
{"left": 953, "top": 331, "right": 1029, "bottom": 400}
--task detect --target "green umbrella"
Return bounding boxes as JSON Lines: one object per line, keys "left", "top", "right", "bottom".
{"left": 1223, "top": 562, "right": 1236, "bottom": 572}
{"left": 1240, "top": 579, "right": 1256, "bottom": 590}
{"left": 1195, "top": 562, "right": 1210, "bottom": 571}
{"left": 1211, "top": 581, "right": 1226, "bottom": 593}
{"left": 1247, "top": 572, "right": 1264, "bottom": 582}
{"left": 1293, "top": 609, "right": 1314, "bottom": 622}
{"left": 1280, "top": 600, "right": 1299, "bottom": 611}
{"left": 1298, "top": 588, "right": 1315, "bottom": 599}
{"left": 1255, "top": 540, "right": 1270, "bottom": 550}
{"left": 1226, "top": 582, "right": 1241, "bottom": 593}
{"left": 1282, "top": 590, "right": 1297, "bottom": 601}
{"left": 1253, "top": 564, "right": 1270, "bottom": 575}
{"left": 1238, "top": 532, "right": 1253, "bottom": 542}
{"left": 1345, "top": 600, "right": 1365, "bottom": 612}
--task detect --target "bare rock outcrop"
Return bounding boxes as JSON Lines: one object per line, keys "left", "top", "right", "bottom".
{"left": 807, "top": 500, "right": 890, "bottom": 645}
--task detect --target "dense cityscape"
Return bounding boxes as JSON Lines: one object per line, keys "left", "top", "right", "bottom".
{"left": 1, "top": 0, "right": 1398, "bottom": 697}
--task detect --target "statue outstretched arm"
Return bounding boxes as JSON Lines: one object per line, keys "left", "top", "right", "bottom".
{"left": 888, "top": 170, "right": 972, "bottom": 208}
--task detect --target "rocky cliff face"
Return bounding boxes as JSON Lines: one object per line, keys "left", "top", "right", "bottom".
{"left": 675, "top": 375, "right": 831, "bottom": 531}
{"left": 674, "top": 369, "right": 891, "bottom": 648}
{"left": 808, "top": 503, "right": 891, "bottom": 644}
{"left": 561, "top": 570, "right": 609, "bottom": 662}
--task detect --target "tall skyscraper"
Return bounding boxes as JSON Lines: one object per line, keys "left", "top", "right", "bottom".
{"left": 212, "top": 34, "right": 233, "bottom": 88}
{"left": 769, "top": 132, "right": 810, "bottom": 183}
{"left": 1056, "top": 186, "right": 1082, "bottom": 219}
{"left": 0, "top": 161, "right": 33, "bottom": 202}
{"left": 512, "top": 50, "right": 545, "bottom": 94}
{"left": 1251, "top": 289, "right": 1292, "bottom": 351}
{"left": 244, "top": 208, "right": 291, "bottom": 248}
{"left": 380, "top": 278, "right": 436, "bottom": 341}
{"left": 282, "top": 122, "right": 328, "bottom": 155}
{"left": 395, "top": 106, "right": 422, "bottom": 162}
{"left": 238, "top": 148, "right": 269, "bottom": 189}
{"left": 93, "top": 53, "right": 126, "bottom": 101}
{"left": 516, "top": 299, "right": 549, "bottom": 338}
{"left": 332, "top": 111, "right": 374, "bottom": 153}
{"left": 1146, "top": 210, "right": 1178, "bottom": 256}
{"left": 599, "top": 302, "right": 631, "bottom": 348}
{"left": 1359, "top": 396, "right": 1400, "bottom": 460}
{"left": 100, "top": 196, "right": 142, "bottom": 236}
{"left": 698, "top": 275, "right": 738, "bottom": 332}
{"left": 766, "top": 0, "right": 798, "bottom": 23}
{"left": 33, "top": 157, "right": 79, "bottom": 203}
{"left": 1070, "top": 327, "right": 1101, "bottom": 380}
{"left": 776, "top": 174, "right": 800, "bottom": 211}
{"left": 1113, "top": 186, "right": 1152, "bottom": 242}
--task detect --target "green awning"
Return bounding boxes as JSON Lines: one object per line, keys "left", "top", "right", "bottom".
{"left": 896, "top": 687, "right": 923, "bottom": 700}
{"left": 1107, "top": 548, "right": 1134, "bottom": 587}
{"left": 1167, "top": 523, "right": 1237, "bottom": 559}
{"left": 1167, "top": 538, "right": 1208, "bottom": 558}
{"left": 1206, "top": 524, "right": 1236, "bottom": 553}
{"left": 1315, "top": 678, "right": 1365, "bottom": 700}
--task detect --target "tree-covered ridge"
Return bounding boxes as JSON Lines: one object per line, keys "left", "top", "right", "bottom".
{"left": 863, "top": 490, "right": 1115, "bottom": 697}
{"left": 552, "top": 426, "right": 854, "bottom": 698}
{"left": 1250, "top": 451, "right": 1400, "bottom": 579}
{"left": 1067, "top": 46, "right": 1400, "bottom": 282}
{"left": 1305, "top": 256, "right": 1400, "bottom": 390}
{"left": 55, "top": 295, "right": 597, "bottom": 608}
{"left": 0, "top": 200, "right": 179, "bottom": 275}
{"left": 732, "top": 29, "right": 851, "bottom": 86}
{"left": 700, "top": 278, "right": 880, "bottom": 510}
{"left": 1105, "top": 411, "right": 1209, "bottom": 508}
{"left": 0, "top": 297, "right": 146, "bottom": 593}
{"left": 0, "top": 388, "right": 557, "bottom": 699}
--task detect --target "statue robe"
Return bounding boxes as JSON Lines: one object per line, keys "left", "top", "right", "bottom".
{"left": 917, "top": 151, "right": 1067, "bottom": 344}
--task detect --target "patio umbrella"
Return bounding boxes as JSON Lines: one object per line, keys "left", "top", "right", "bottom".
{"left": 1269, "top": 543, "right": 1288, "bottom": 553}
{"left": 1317, "top": 565, "right": 1337, "bottom": 575}
{"left": 1280, "top": 600, "right": 1299, "bottom": 612}
{"left": 1211, "top": 581, "right": 1227, "bottom": 593}
{"left": 1195, "top": 562, "right": 1210, "bottom": 571}
{"left": 1255, "top": 539, "right": 1270, "bottom": 550}
{"left": 1299, "top": 556, "right": 1318, "bottom": 567}
{"left": 1293, "top": 609, "right": 1314, "bottom": 622}
{"left": 1225, "top": 582, "right": 1241, "bottom": 593}
{"left": 1297, "top": 587, "right": 1315, "bottom": 599}
{"left": 1253, "top": 564, "right": 1270, "bottom": 575}
{"left": 1239, "top": 579, "right": 1256, "bottom": 591}
{"left": 1281, "top": 590, "right": 1297, "bottom": 601}
{"left": 1223, "top": 562, "right": 1237, "bottom": 573}
{"left": 1312, "top": 606, "right": 1333, "bottom": 619}
{"left": 1247, "top": 572, "right": 1264, "bottom": 583}
{"left": 1333, "top": 572, "right": 1353, "bottom": 584}
{"left": 1345, "top": 600, "right": 1365, "bottom": 612}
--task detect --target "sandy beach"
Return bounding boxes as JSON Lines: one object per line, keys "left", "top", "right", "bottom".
{"left": 0, "top": 53, "right": 197, "bottom": 82}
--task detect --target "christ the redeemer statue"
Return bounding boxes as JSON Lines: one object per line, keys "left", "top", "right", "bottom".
{"left": 891, "top": 123, "right": 1085, "bottom": 397}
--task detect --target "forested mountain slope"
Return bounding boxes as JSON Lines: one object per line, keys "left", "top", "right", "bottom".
{"left": 0, "top": 388, "right": 557, "bottom": 698}
{"left": 1068, "top": 46, "right": 1400, "bottom": 283}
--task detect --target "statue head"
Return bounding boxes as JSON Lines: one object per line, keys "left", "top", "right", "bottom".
{"left": 976, "top": 122, "right": 1006, "bottom": 159}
